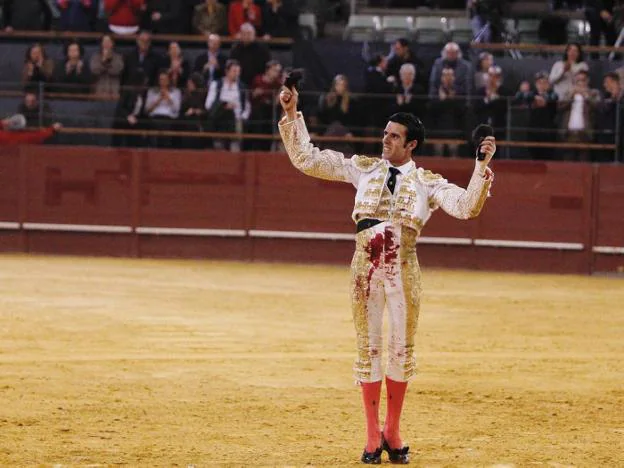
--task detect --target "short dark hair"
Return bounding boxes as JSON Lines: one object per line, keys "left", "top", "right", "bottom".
{"left": 605, "top": 71, "right": 620, "bottom": 82}
{"left": 225, "top": 59, "right": 240, "bottom": 71}
{"left": 396, "top": 38, "right": 410, "bottom": 48}
{"left": 388, "top": 112, "right": 425, "bottom": 153}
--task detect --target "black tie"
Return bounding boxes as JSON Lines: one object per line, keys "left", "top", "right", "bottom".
{"left": 387, "top": 167, "right": 400, "bottom": 194}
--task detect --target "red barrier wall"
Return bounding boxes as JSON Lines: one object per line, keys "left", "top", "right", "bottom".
{"left": 0, "top": 145, "right": 622, "bottom": 274}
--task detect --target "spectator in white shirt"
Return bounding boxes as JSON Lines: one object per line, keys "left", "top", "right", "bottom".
{"left": 145, "top": 69, "right": 182, "bottom": 147}
{"left": 205, "top": 59, "right": 250, "bottom": 151}
{"left": 558, "top": 70, "right": 601, "bottom": 160}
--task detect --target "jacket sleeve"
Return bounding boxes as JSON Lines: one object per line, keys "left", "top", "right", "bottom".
{"left": 426, "top": 163, "right": 494, "bottom": 219}
{"left": 0, "top": 127, "right": 55, "bottom": 145}
{"left": 278, "top": 112, "right": 360, "bottom": 184}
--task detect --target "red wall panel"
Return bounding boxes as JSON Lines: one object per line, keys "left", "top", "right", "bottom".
{"left": 594, "top": 165, "right": 624, "bottom": 247}
{"left": 0, "top": 147, "right": 21, "bottom": 222}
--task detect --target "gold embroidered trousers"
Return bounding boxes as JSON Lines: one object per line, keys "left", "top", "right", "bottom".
{"left": 351, "top": 221, "right": 422, "bottom": 383}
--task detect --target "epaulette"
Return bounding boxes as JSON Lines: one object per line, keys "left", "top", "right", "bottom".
{"left": 352, "top": 154, "right": 383, "bottom": 172}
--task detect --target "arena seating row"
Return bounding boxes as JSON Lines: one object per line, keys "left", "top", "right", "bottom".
{"left": 343, "top": 15, "right": 591, "bottom": 44}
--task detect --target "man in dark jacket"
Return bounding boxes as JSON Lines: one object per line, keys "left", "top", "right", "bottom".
{"left": 57, "top": 0, "right": 99, "bottom": 31}
{"left": 363, "top": 54, "right": 394, "bottom": 131}
{"left": 141, "top": 0, "right": 183, "bottom": 34}
{"left": 193, "top": 33, "right": 228, "bottom": 85}
{"left": 386, "top": 38, "right": 425, "bottom": 89}
{"left": 229, "top": 22, "right": 271, "bottom": 87}
{"left": 121, "top": 30, "right": 162, "bottom": 86}
{"left": 3, "top": 0, "right": 52, "bottom": 30}
{"left": 585, "top": 0, "right": 617, "bottom": 48}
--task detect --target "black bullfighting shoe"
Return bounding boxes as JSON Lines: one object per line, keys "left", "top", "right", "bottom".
{"left": 382, "top": 435, "right": 410, "bottom": 464}
{"left": 360, "top": 446, "right": 382, "bottom": 464}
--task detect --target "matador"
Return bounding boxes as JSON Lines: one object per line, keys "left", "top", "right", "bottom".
{"left": 278, "top": 86, "right": 495, "bottom": 465}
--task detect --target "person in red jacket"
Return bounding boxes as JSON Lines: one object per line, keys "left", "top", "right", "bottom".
{"left": 228, "top": 0, "right": 262, "bottom": 37}
{"left": 104, "top": 0, "right": 146, "bottom": 35}
{"left": 0, "top": 114, "right": 62, "bottom": 145}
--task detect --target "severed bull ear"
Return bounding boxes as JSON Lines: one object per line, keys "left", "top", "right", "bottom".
{"left": 283, "top": 68, "right": 304, "bottom": 92}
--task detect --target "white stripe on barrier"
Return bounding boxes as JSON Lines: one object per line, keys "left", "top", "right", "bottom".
{"left": 136, "top": 227, "right": 247, "bottom": 237}
{"left": 593, "top": 246, "right": 624, "bottom": 255}
{"left": 0, "top": 222, "right": 20, "bottom": 230}
{"left": 474, "top": 239, "right": 584, "bottom": 251}
{"left": 22, "top": 223, "right": 132, "bottom": 234}
{"left": 249, "top": 229, "right": 355, "bottom": 241}
{"left": 417, "top": 236, "right": 473, "bottom": 246}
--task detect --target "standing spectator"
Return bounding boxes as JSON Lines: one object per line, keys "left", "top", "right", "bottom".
{"left": 18, "top": 88, "right": 52, "bottom": 127}
{"left": 249, "top": 59, "right": 282, "bottom": 150}
{"left": 122, "top": 30, "right": 162, "bottom": 86}
{"left": 514, "top": 72, "right": 559, "bottom": 160}
{"left": 56, "top": 0, "right": 98, "bottom": 31}
{"left": 474, "top": 65, "right": 509, "bottom": 138}
{"left": 54, "top": 40, "right": 91, "bottom": 94}
{"left": 204, "top": 59, "right": 251, "bottom": 152}
{"left": 113, "top": 70, "right": 147, "bottom": 147}
{"left": 428, "top": 67, "right": 465, "bottom": 157}
{"left": 429, "top": 42, "right": 473, "bottom": 97}
{"left": 363, "top": 54, "right": 394, "bottom": 131}
{"left": 474, "top": 52, "right": 493, "bottom": 92}
{"left": 142, "top": 0, "right": 182, "bottom": 34}
{"left": 90, "top": 34, "right": 124, "bottom": 96}
{"left": 558, "top": 70, "right": 601, "bottom": 161}
{"left": 104, "top": 0, "right": 145, "bottom": 35}
{"left": 596, "top": 71, "right": 623, "bottom": 161}
{"left": 229, "top": 23, "right": 271, "bottom": 86}
{"left": 549, "top": 43, "right": 589, "bottom": 99}
{"left": 585, "top": 0, "right": 617, "bottom": 50}
{"left": 3, "top": 0, "right": 52, "bottom": 31}
{"left": 193, "top": 33, "right": 228, "bottom": 86}
{"left": 391, "top": 63, "right": 426, "bottom": 118}
{"left": 192, "top": 0, "right": 227, "bottom": 35}
{"left": 145, "top": 69, "right": 182, "bottom": 147}
{"left": 386, "top": 38, "right": 425, "bottom": 88}
{"left": 179, "top": 72, "right": 208, "bottom": 148}
{"left": 163, "top": 42, "right": 190, "bottom": 90}
{"left": 228, "top": 0, "right": 262, "bottom": 37}
{"left": 261, "top": 0, "right": 299, "bottom": 38}
{"left": 22, "top": 43, "right": 55, "bottom": 85}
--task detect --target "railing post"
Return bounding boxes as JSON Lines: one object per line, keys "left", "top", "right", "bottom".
{"left": 505, "top": 97, "right": 511, "bottom": 159}
{"left": 615, "top": 97, "right": 621, "bottom": 163}
{"left": 38, "top": 81, "right": 44, "bottom": 127}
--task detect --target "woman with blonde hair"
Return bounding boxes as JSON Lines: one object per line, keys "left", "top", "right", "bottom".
{"left": 317, "top": 74, "right": 358, "bottom": 132}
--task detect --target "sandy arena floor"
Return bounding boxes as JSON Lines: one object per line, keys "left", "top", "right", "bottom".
{"left": 0, "top": 255, "right": 622, "bottom": 467}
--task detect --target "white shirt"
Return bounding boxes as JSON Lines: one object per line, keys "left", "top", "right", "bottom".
{"left": 386, "top": 160, "right": 413, "bottom": 199}
{"left": 145, "top": 88, "right": 182, "bottom": 118}
{"left": 205, "top": 79, "right": 251, "bottom": 121}
{"left": 568, "top": 93, "right": 585, "bottom": 130}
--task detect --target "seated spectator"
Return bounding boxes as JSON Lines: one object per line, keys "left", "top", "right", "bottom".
{"left": 315, "top": 75, "right": 358, "bottom": 135}
{"left": 192, "top": 0, "right": 227, "bottom": 35}
{"left": 145, "top": 69, "right": 182, "bottom": 147}
{"left": 514, "top": 72, "right": 559, "bottom": 160}
{"left": 549, "top": 43, "right": 589, "bottom": 99}
{"left": 193, "top": 33, "right": 228, "bottom": 85}
{"left": 391, "top": 63, "right": 426, "bottom": 118}
{"left": 474, "top": 52, "right": 493, "bottom": 92}
{"left": 22, "top": 43, "right": 54, "bottom": 85}
{"left": 364, "top": 54, "right": 394, "bottom": 130}
{"left": 179, "top": 72, "right": 208, "bottom": 149}
{"left": 56, "top": 0, "right": 98, "bottom": 31}
{"left": 54, "top": 40, "right": 91, "bottom": 94}
{"left": 261, "top": 0, "right": 299, "bottom": 38}
{"left": 113, "top": 70, "right": 148, "bottom": 147}
{"left": 142, "top": 0, "right": 183, "bottom": 34}
{"left": 18, "top": 89, "right": 52, "bottom": 127}
{"left": 429, "top": 42, "right": 473, "bottom": 97}
{"left": 204, "top": 59, "right": 251, "bottom": 152}
{"left": 122, "top": 31, "right": 162, "bottom": 86}
{"left": 3, "top": 0, "right": 52, "bottom": 31}
{"left": 229, "top": 23, "right": 271, "bottom": 86}
{"left": 428, "top": 67, "right": 465, "bottom": 157}
{"left": 164, "top": 42, "right": 190, "bottom": 90}
{"left": 90, "top": 34, "right": 125, "bottom": 97}
{"left": 596, "top": 71, "right": 623, "bottom": 161}
{"left": 228, "top": 0, "right": 262, "bottom": 37}
{"left": 474, "top": 66, "right": 509, "bottom": 138}
{"left": 558, "top": 70, "right": 601, "bottom": 161}
{"left": 386, "top": 38, "right": 425, "bottom": 88}
{"left": 249, "top": 60, "right": 282, "bottom": 150}
{"left": 104, "top": 0, "right": 145, "bottom": 35}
